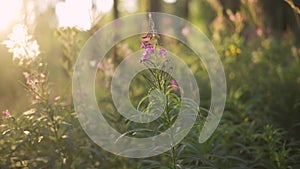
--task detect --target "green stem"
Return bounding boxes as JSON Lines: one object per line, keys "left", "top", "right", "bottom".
{"left": 171, "top": 146, "right": 176, "bottom": 169}
{"left": 163, "top": 93, "right": 176, "bottom": 169}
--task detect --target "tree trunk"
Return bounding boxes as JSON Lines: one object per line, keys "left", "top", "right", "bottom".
{"left": 113, "top": 0, "right": 119, "bottom": 19}
{"left": 150, "top": 0, "right": 161, "bottom": 12}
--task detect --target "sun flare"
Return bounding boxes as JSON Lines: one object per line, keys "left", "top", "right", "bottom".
{"left": 55, "top": 0, "right": 114, "bottom": 30}
{"left": 0, "top": 0, "right": 23, "bottom": 30}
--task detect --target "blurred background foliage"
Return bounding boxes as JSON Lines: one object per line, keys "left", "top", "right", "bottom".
{"left": 0, "top": 0, "right": 300, "bottom": 168}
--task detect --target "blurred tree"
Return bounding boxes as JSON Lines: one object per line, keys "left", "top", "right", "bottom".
{"left": 261, "top": 0, "right": 300, "bottom": 35}
{"left": 218, "top": 0, "right": 300, "bottom": 37}
{"left": 150, "top": 0, "right": 161, "bottom": 12}
{"left": 112, "top": 0, "right": 119, "bottom": 64}
{"left": 219, "top": 0, "right": 241, "bottom": 14}
{"left": 113, "top": 0, "right": 119, "bottom": 19}
{"left": 172, "top": 0, "right": 190, "bottom": 19}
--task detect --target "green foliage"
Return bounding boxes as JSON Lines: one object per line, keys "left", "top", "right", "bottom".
{"left": 1, "top": 0, "right": 300, "bottom": 168}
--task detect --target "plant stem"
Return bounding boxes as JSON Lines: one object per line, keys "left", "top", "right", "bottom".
{"left": 164, "top": 94, "right": 176, "bottom": 169}
{"left": 171, "top": 146, "right": 176, "bottom": 169}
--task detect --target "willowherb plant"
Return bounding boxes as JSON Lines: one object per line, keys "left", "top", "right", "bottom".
{"left": 2, "top": 24, "right": 40, "bottom": 65}
{"left": 2, "top": 24, "right": 48, "bottom": 104}
{"left": 0, "top": 24, "right": 98, "bottom": 169}
{"left": 132, "top": 16, "right": 185, "bottom": 169}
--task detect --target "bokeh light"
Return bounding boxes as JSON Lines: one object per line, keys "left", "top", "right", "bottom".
{"left": 0, "top": 0, "right": 23, "bottom": 30}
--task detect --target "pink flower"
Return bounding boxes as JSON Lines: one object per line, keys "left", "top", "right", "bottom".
{"left": 141, "top": 45, "right": 155, "bottom": 61}
{"left": 229, "top": 14, "right": 236, "bottom": 21}
{"left": 2, "top": 109, "right": 11, "bottom": 117}
{"left": 256, "top": 28, "right": 263, "bottom": 36}
{"left": 145, "top": 45, "right": 154, "bottom": 54}
{"left": 158, "top": 48, "right": 167, "bottom": 58}
{"left": 141, "top": 52, "right": 150, "bottom": 61}
{"left": 229, "top": 12, "right": 246, "bottom": 22}
{"left": 182, "top": 27, "right": 190, "bottom": 36}
{"left": 141, "top": 33, "right": 153, "bottom": 49}
{"left": 171, "top": 79, "right": 178, "bottom": 86}
{"left": 170, "top": 79, "right": 180, "bottom": 95}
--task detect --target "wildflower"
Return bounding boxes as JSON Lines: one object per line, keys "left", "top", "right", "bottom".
{"left": 23, "top": 72, "right": 31, "bottom": 84}
{"left": 141, "top": 45, "right": 155, "bottom": 61}
{"left": 211, "top": 16, "right": 226, "bottom": 33}
{"left": 158, "top": 48, "right": 167, "bottom": 58}
{"left": 141, "top": 33, "right": 153, "bottom": 49}
{"left": 141, "top": 53, "right": 149, "bottom": 61}
{"left": 256, "top": 28, "right": 263, "bottom": 36}
{"left": 171, "top": 79, "right": 178, "bottom": 87}
{"left": 182, "top": 27, "right": 190, "bottom": 36}
{"left": 145, "top": 45, "right": 155, "bottom": 54}
{"left": 140, "top": 31, "right": 167, "bottom": 62}
{"left": 229, "top": 12, "right": 246, "bottom": 23}
{"left": 2, "top": 109, "right": 11, "bottom": 117}
{"left": 2, "top": 24, "right": 40, "bottom": 64}
{"left": 228, "top": 44, "right": 242, "bottom": 56}
{"left": 229, "top": 14, "right": 236, "bottom": 21}
{"left": 170, "top": 79, "right": 180, "bottom": 95}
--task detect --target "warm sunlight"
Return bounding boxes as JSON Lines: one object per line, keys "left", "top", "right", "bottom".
{"left": 55, "top": 0, "right": 113, "bottom": 30}
{"left": 0, "top": 0, "right": 300, "bottom": 168}
{"left": 163, "top": 0, "right": 177, "bottom": 4}
{"left": 55, "top": 0, "right": 92, "bottom": 30}
{"left": 2, "top": 24, "right": 40, "bottom": 63}
{"left": 95, "top": 0, "right": 114, "bottom": 13}
{"left": 0, "top": 0, "right": 23, "bottom": 30}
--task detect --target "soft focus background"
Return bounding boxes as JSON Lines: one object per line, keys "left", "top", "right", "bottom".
{"left": 0, "top": 0, "right": 300, "bottom": 168}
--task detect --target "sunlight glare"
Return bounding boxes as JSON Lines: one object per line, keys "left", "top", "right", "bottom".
{"left": 163, "top": 0, "right": 177, "bottom": 4}
{"left": 120, "top": 0, "right": 137, "bottom": 13}
{"left": 55, "top": 0, "right": 92, "bottom": 30}
{"left": 95, "top": 0, "right": 113, "bottom": 13}
{"left": 0, "top": 0, "right": 23, "bottom": 30}
{"left": 55, "top": 0, "right": 114, "bottom": 30}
